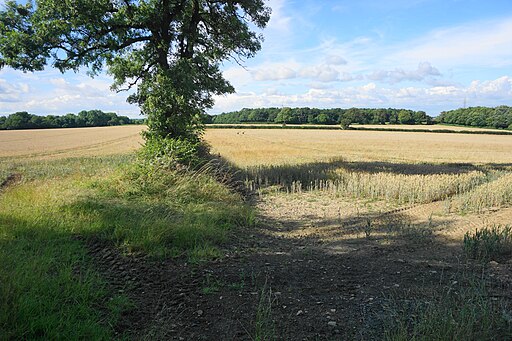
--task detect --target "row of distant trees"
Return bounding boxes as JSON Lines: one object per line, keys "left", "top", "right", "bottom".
{"left": 0, "top": 110, "right": 143, "bottom": 130}
{"left": 210, "top": 107, "right": 433, "bottom": 127}
{"left": 436, "top": 106, "right": 512, "bottom": 129}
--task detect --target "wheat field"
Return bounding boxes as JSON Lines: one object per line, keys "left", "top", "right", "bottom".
{"left": 205, "top": 128, "right": 512, "bottom": 166}
{"left": 2, "top": 126, "right": 511, "bottom": 165}
{"left": 0, "top": 125, "right": 145, "bottom": 159}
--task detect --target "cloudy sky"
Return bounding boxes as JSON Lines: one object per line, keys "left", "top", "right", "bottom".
{"left": 1, "top": 0, "right": 512, "bottom": 117}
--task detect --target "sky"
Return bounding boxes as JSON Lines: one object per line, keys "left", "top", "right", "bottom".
{"left": 1, "top": 0, "right": 512, "bottom": 118}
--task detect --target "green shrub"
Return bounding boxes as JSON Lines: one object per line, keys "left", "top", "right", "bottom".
{"left": 139, "top": 135, "right": 210, "bottom": 169}
{"left": 463, "top": 225, "right": 512, "bottom": 261}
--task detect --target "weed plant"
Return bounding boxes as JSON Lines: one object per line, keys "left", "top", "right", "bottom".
{"left": 255, "top": 280, "right": 276, "bottom": 341}
{"left": 463, "top": 225, "right": 512, "bottom": 262}
{"left": 383, "top": 278, "right": 512, "bottom": 340}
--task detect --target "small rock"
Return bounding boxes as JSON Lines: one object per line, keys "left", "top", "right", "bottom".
{"left": 330, "top": 309, "right": 336, "bottom": 313}
{"left": 296, "top": 310, "right": 304, "bottom": 316}
{"left": 196, "top": 310, "right": 204, "bottom": 317}
{"left": 328, "top": 321, "right": 337, "bottom": 327}
{"left": 489, "top": 260, "right": 499, "bottom": 266}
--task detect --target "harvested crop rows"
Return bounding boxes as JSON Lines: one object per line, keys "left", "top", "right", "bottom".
{"left": 0, "top": 125, "right": 145, "bottom": 159}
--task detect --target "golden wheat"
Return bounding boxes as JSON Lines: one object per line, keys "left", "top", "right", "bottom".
{"left": 456, "top": 172, "right": 512, "bottom": 213}
{"left": 0, "top": 125, "right": 145, "bottom": 159}
{"left": 245, "top": 166, "right": 487, "bottom": 205}
{"left": 205, "top": 128, "right": 512, "bottom": 166}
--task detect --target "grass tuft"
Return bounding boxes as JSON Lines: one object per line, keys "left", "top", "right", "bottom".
{"left": 383, "top": 278, "right": 512, "bottom": 340}
{"left": 463, "top": 225, "right": 512, "bottom": 262}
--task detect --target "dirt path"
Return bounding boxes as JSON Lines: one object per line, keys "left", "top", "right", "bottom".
{"left": 87, "top": 193, "right": 512, "bottom": 340}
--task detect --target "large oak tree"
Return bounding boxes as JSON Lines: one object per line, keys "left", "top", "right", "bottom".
{"left": 0, "top": 0, "right": 270, "bottom": 139}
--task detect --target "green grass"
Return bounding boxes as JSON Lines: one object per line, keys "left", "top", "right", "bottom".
{"left": 0, "top": 154, "right": 253, "bottom": 339}
{"left": 383, "top": 278, "right": 512, "bottom": 340}
{"left": 464, "top": 225, "right": 512, "bottom": 262}
{"left": 0, "top": 194, "right": 127, "bottom": 339}
{"left": 254, "top": 280, "right": 276, "bottom": 341}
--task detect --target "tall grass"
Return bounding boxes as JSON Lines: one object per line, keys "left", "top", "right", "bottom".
{"left": 463, "top": 225, "right": 512, "bottom": 261}
{"left": 0, "top": 183, "right": 127, "bottom": 339}
{"left": 383, "top": 278, "right": 512, "bottom": 340}
{"left": 0, "top": 154, "right": 135, "bottom": 182}
{"left": 0, "top": 154, "right": 253, "bottom": 339}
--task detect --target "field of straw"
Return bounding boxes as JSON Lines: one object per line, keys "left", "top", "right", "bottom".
{"left": 205, "top": 128, "right": 512, "bottom": 166}
{"left": 205, "top": 128, "right": 512, "bottom": 216}
{"left": 0, "top": 125, "right": 144, "bottom": 159}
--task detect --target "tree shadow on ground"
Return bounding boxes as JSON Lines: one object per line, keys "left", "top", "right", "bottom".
{"left": 58, "top": 157, "right": 512, "bottom": 340}
{"left": 216, "top": 156, "right": 510, "bottom": 192}
{"left": 82, "top": 185, "right": 511, "bottom": 340}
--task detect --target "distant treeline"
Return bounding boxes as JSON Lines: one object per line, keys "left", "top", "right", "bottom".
{"left": 0, "top": 110, "right": 144, "bottom": 130}
{"left": 210, "top": 107, "right": 433, "bottom": 126}
{"left": 437, "top": 106, "right": 512, "bottom": 129}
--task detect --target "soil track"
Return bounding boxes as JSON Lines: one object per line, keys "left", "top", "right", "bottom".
{"left": 86, "top": 193, "right": 512, "bottom": 340}
{"left": 0, "top": 173, "right": 22, "bottom": 190}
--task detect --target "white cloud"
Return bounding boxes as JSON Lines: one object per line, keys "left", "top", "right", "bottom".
{"left": 252, "top": 65, "right": 297, "bottom": 81}
{"left": 367, "top": 62, "right": 441, "bottom": 83}
{"left": 250, "top": 62, "right": 356, "bottom": 83}
{"left": 299, "top": 65, "right": 339, "bottom": 82}
{"left": 213, "top": 76, "right": 512, "bottom": 115}
{"left": 266, "top": 0, "right": 292, "bottom": 33}
{"left": 468, "top": 76, "right": 512, "bottom": 97}
{"left": 325, "top": 55, "right": 348, "bottom": 65}
{"left": 391, "top": 16, "right": 512, "bottom": 67}
{"left": 222, "top": 67, "right": 253, "bottom": 88}
{"left": 0, "top": 79, "right": 29, "bottom": 104}
{"left": 0, "top": 70, "right": 139, "bottom": 117}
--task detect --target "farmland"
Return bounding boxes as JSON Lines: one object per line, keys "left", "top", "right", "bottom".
{"left": 1, "top": 126, "right": 512, "bottom": 339}
{"left": 205, "top": 128, "right": 512, "bottom": 165}
{"left": 0, "top": 125, "right": 144, "bottom": 159}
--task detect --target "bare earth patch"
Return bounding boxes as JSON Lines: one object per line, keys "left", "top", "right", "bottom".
{"left": 88, "top": 191, "right": 512, "bottom": 339}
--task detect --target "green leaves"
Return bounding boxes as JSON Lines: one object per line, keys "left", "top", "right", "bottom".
{"left": 0, "top": 0, "right": 270, "bottom": 140}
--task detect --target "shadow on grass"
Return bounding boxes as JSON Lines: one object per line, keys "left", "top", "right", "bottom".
{"left": 0, "top": 213, "right": 128, "bottom": 340}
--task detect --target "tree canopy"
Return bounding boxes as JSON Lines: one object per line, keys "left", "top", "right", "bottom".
{"left": 437, "top": 106, "right": 512, "bottom": 129}
{"left": 0, "top": 110, "right": 140, "bottom": 130}
{"left": 212, "top": 107, "right": 433, "bottom": 126}
{"left": 0, "top": 0, "right": 270, "bottom": 139}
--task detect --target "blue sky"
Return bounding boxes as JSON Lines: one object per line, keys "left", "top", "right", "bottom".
{"left": 1, "top": 0, "right": 512, "bottom": 117}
